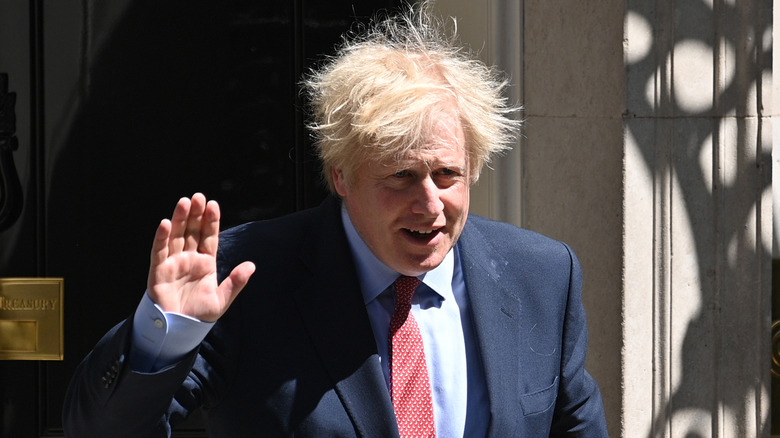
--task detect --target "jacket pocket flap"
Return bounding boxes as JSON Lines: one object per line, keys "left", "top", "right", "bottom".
{"left": 519, "top": 376, "right": 559, "bottom": 416}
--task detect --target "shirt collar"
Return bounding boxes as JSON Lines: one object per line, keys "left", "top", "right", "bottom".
{"left": 340, "top": 203, "right": 454, "bottom": 305}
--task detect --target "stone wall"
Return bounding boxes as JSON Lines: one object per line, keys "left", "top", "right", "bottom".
{"left": 434, "top": 0, "right": 773, "bottom": 436}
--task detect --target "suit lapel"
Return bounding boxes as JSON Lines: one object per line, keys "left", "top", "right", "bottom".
{"left": 458, "top": 220, "right": 524, "bottom": 437}
{"left": 291, "top": 198, "right": 399, "bottom": 437}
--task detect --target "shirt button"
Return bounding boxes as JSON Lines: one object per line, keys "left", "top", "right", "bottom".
{"left": 154, "top": 318, "right": 164, "bottom": 328}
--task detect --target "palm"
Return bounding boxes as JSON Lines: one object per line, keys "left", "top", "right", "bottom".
{"left": 147, "top": 193, "right": 255, "bottom": 322}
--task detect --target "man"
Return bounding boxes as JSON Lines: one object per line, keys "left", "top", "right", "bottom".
{"left": 63, "top": 3, "right": 608, "bottom": 437}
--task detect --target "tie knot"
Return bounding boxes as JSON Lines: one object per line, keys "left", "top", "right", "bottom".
{"left": 394, "top": 276, "right": 420, "bottom": 307}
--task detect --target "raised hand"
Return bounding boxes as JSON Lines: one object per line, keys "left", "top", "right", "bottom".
{"left": 147, "top": 193, "right": 255, "bottom": 322}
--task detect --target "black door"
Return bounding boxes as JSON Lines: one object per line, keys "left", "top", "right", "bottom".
{"left": 0, "top": 1, "right": 401, "bottom": 435}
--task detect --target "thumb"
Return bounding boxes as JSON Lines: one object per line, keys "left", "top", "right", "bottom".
{"left": 217, "top": 261, "right": 256, "bottom": 308}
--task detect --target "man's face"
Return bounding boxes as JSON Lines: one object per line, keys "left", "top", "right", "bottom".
{"left": 333, "top": 111, "right": 470, "bottom": 277}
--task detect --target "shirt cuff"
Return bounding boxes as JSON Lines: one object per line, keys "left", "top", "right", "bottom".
{"left": 130, "top": 292, "right": 215, "bottom": 372}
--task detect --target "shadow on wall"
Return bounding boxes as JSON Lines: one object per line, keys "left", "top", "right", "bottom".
{"left": 625, "top": 0, "right": 772, "bottom": 436}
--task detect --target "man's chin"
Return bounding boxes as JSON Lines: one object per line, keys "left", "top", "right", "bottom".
{"left": 395, "top": 254, "right": 448, "bottom": 276}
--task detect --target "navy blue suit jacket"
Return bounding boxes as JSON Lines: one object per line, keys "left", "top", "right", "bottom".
{"left": 63, "top": 196, "right": 608, "bottom": 437}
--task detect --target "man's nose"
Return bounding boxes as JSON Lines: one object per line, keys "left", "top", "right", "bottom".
{"left": 411, "top": 176, "right": 444, "bottom": 216}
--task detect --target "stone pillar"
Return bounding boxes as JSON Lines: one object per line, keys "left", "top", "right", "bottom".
{"left": 520, "top": 0, "right": 625, "bottom": 434}
{"left": 434, "top": 0, "right": 773, "bottom": 436}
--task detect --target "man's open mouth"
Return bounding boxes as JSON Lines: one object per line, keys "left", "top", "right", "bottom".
{"left": 403, "top": 228, "right": 442, "bottom": 241}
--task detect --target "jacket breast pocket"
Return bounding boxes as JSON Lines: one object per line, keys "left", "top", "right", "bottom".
{"left": 519, "top": 377, "right": 559, "bottom": 416}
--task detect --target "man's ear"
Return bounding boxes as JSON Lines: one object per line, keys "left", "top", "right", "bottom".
{"left": 332, "top": 167, "right": 347, "bottom": 197}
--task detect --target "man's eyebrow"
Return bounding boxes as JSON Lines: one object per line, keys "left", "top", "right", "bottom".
{"left": 435, "top": 160, "right": 467, "bottom": 170}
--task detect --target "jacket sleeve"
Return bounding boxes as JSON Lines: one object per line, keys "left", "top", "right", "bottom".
{"left": 549, "top": 243, "right": 609, "bottom": 437}
{"left": 62, "top": 317, "right": 204, "bottom": 438}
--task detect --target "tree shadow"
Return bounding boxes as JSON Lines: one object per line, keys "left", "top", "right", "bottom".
{"left": 625, "top": 0, "right": 773, "bottom": 436}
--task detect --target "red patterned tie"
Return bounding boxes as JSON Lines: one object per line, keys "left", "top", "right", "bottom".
{"left": 389, "top": 276, "right": 436, "bottom": 438}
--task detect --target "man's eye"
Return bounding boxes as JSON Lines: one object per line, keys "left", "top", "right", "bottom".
{"left": 438, "top": 168, "right": 461, "bottom": 177}
{"left": 394, "top": 170, "right": 409, "bottom": 178}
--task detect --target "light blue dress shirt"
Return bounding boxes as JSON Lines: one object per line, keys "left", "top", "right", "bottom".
{"left": 340, "top": 206, "right": 489, "bottom": 437}
{"left": 130, "top": 206, "right": 489, "bottom": 436}
{"left": 130, "top": 294, "right": 214, "bottom": 373}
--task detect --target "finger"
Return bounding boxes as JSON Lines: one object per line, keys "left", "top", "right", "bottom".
{"left": 169, "top": 197, "right": 192, "bottom": 255}
{"left": 199, "top": 200, "right": 221, "bottom": 256}
{"left": 216, "top": 261, "right": 256, "bottom": 310}
{"left": 184, "top": 193, "right": 207, "bottom": 252}
{"left": 148, "top": 219, "right": 173, "bottom": 293}
{"left": 150, "top": 218, "right": 172, "bottom": 267}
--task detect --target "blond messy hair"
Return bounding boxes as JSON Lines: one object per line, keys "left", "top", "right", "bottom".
{"left": 303, "top": 1, "right": 521, "bottom": 193}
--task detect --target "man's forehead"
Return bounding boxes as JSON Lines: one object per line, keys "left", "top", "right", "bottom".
{"left": 373, "top": 146, "right": 467, "bottom": 170}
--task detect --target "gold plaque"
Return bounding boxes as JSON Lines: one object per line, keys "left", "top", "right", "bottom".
{"left": 0, "top": 278, "right": 63, "bottom": 360}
